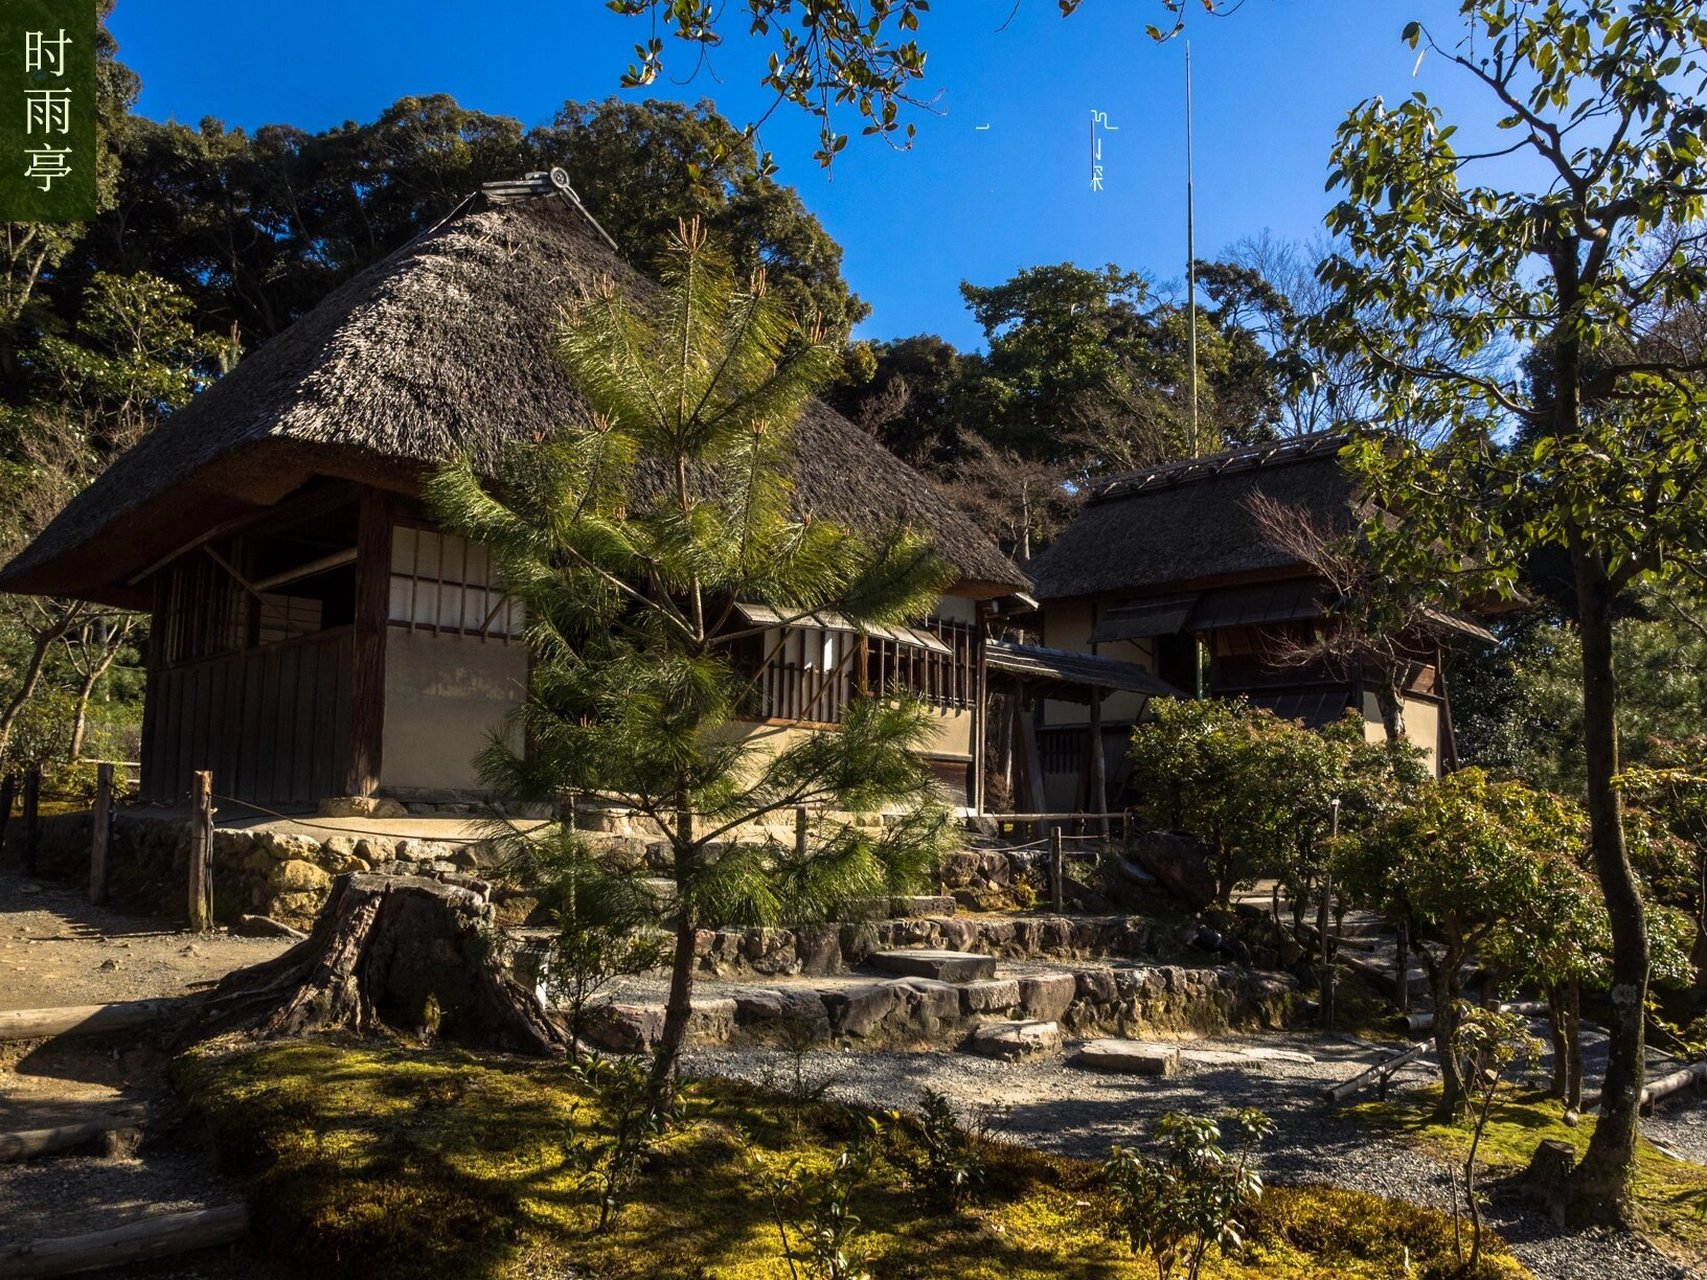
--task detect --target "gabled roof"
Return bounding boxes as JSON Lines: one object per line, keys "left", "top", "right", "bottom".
{"left": 1027, "top": 434, "right": 1356, "bottom": 603}
{"left": 2, "top": 173, "right": 1027, "bottom": 606}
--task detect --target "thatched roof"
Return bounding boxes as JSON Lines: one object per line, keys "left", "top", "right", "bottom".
{"left": 2, "top": 177, "right": 1026, "bottom": 607}
{"left": 1027, "top": 435, "right": 1355, "bottom": 603}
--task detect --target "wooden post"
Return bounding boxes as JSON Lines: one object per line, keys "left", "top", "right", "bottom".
{"left": 186, "top": 771, "right": 213, "bottom": 932}
{"left": 971, "top": 620, "right": 989, "bottom": 816}
{"left": 88, "top": 763, "right": 113, "bottom": 906}
{"left": 0, "top": 773, "right": 15, "bottom": 854}
{"left": 346, "top": 488, "right": 392, "bottom": 797}
{"left": 1319, "top": 798, "right": 1340, "bottom": 1031}
{"left": 1088, "top": 687, "right": 1108, "bottom": 840}
{"left": 1050, "top": 827, "right": 1065, "bottom": 913}
{"left": 1394, "top": 917, "right": 1410, "bottom": 1015}
{"left": 20, "top": 765, "right": 40, "bottom": 876}
{"left": 794, "top": 805, "right": 809, "bottom": 860}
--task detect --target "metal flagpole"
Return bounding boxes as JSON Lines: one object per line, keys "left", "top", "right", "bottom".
{"left": 1186, "top": 42, "right": 1199, "bottom": 460}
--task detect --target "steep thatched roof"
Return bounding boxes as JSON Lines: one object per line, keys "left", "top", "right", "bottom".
{"left": 2, "top": 179, "right": 1026, "bottom": 607}
{"left": 1027, "top": 435, "right": 1356, "bottom": 603}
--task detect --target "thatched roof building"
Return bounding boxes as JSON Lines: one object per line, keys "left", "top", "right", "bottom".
{"left": 0, "top": 173, "right": 1028, "bottom": 809}
{"left": 2, "top": 175, "right": 1025, "bottom": 608}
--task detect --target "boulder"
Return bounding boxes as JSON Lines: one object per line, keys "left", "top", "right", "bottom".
{"left": 958, "top": 978, "right": 1021, "bottom": 1016}
{"left": 1128, "top": 830, "right": 1218, "bottom": 913}
{"left": 1075, "top": 1039, "right": 1181, "bottom": 1076}
{"left": 820, "top": 983, "right": 899, "bottom": 1039}
{"left": 886, "top": 977, "right": 961, "bottom": 1037}
{"left": 732, "top": 987, "right": 832, "bottom": 1039}
{"left": 1073, "top": 966, "right": 1119, "bottom": 1003}
{"left": 584, "top": 1002, "right": 664, "bottom": 1053}
{"left": 969, "top": 1020, "right": 1061, "bottom": 1061}
{"left": 318, "top": 795, "right": 409, "bottom": 819}
{"left": 1017, "top": 972, "right": 1077, "bottom": 1022}
{"left": 267, "top": 859, "right": 332, "bottom": 895}
{"left": 263, "top": 832, "right": 322, "bottom": 863}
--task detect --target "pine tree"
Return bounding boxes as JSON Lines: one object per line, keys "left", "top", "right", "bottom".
{"left": 428, "top": 222, "right": 958, "bottom": 1091}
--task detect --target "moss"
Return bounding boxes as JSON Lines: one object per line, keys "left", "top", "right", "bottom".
{"left": 177, "top": 1038, "right": 1532, "bottom": 1280}
{"left": 1350, "top": 1086, "right": 1707, "bottom": 1272}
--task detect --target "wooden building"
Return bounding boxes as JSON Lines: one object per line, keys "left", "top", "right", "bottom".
{"left": 0, "top": 173, "right": 1032, "bottom": 811}
{"left": 1023, "top": 434, "right": 1492, "bottom": 811}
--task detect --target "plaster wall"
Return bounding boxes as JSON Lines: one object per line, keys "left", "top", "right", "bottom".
{"left": 381, "top": 629, "right": 528, "bottom": 793}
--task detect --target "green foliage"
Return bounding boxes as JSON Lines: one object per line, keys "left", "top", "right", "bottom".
{"left": 1449, "top": 1007, "right": 1546, "bottom": 1273}
{"left": 1101, "top": 1108, "right": 1275, "bottom": 1280}
{"left": 564, "top": 1055, "right": 676, "bottom": 1230}
{"left": 886, "top": 1087, "right": 1002, "bottom": 1214}
{"left": 743, "top": 1124, "right": 881, "bottom": 1280}
{"left": 1128, "top": 698, "right": 1424, "bottom": 904}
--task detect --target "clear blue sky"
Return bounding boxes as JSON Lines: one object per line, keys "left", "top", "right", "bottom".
{"left": 112, "top": 1, "right": 1495, "bottom": 350}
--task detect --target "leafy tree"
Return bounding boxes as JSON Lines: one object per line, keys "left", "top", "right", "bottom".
{"left": 427, "top": 224, "right": 956, "bottom": 1095}
{"left": 1334, "top": 768, "right": 1590, "bottom": 1116}
{"left": 823, "top": 334, "right": 967, "bottom": 467}
{"left": 1449, "top": 1006, "right": 1546, "bottom": 1274}
{"left": 1316, "top": 0, "right": 1707, "bottom": 1215}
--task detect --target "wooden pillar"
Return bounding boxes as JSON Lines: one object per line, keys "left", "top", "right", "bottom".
{"left": 1050, "top": 827, "right": 1065, "bottom": 913}
{"left": 20, "top": 764, "right": 40, "bottom": 876}
{"left": 1088, "top": 686, "right": 1108, "bottom": 839}
{"left": 347, "top": 489, "right": 392, "bottom": 797}
{"left": 971, "top": 617, "right": 989, "bottom": 816}
{"left": 89, "top": 762, "right": 113, "bottom": 905}
{"left": 187, "top": 770, "right": 213, "bottom": 932}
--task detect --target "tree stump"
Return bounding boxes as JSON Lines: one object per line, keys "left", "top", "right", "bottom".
{"left": 1521, "top": 1138, "right": 1577, "bottom": 1214}
{"left": 191, "top": 874, "right": 566, "bottom": 1057}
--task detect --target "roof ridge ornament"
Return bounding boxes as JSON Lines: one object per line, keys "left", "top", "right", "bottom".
{"left": 478, "top": 169, "right": 622, "bottom": 256}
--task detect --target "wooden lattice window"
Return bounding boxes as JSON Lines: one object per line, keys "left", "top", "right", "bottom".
{"left": 388, "top": 526, "right": 523, "bottom": 639}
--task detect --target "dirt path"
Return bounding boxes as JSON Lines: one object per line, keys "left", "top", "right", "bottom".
{"left": 0, "top": 863, "right": 288, "bottom": 1274}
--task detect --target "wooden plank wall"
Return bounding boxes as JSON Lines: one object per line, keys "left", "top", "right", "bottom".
{"left": 141, "top": 627, "right": 355, "bottom": 806}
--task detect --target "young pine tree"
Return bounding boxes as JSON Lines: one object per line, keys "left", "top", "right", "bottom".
{"left": 429, "top": 222, "right": 958, "bottom": 1093}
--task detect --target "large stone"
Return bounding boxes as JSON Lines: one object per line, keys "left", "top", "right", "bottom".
{"left": 584, "top": 1002, "right": 664, "bottom": 1052}
{"left": 819, "top": 983, "right": 899, "bottom": 1039}
{"left": 1128, "top": 830, "right": 1218, "bottom": 913}
{"left": 732, "top": 987, "right": 832, "bottom": 1039}
{"left": 1075, "top": 1039, "right": 1181, "bottom": 1076}
{"left": 263, "top": 832, "right": 322, "bottom": 863}
{"left": 958, "top": 978, "right": 1021, "bottom": 1016}
{"left": 969, "top": 1020, "right": 1061, "bottom": 1061}
{"left": 1017, "top": 972, "right": 1077, "bottom": 1022}
{"left": 1073, "top": 966, "right": 1119, "bottom": 1003}
{"left": 887, "top": 976, "right": 962, "bottom": 1028}
{"left": 318, "top": 795, "right": 409, "bottom": 819}
{"left": 686, "top": 997, "right": 738, "bottom": 1044}
{"left": 868, "top": 949, "right": 996, "bottom": 983}
{"left": 267, "top": 859, "right": 332, "bottom": 895}
{"left": 890, "top": 895, "right": 957, "bottom": 918}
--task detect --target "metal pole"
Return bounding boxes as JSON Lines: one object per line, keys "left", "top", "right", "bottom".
{"left": 1319, "top": 797, "right": 1340, "bottom": 1030}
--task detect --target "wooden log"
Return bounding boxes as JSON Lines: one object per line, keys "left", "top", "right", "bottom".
{"left": 20, "top": 764, "right": 40, "bottom": 876}
{"left": 88, "top": 763, "right": 112, "bottom": 906}
{"left": 0, "top": 1000, "right": 178, "bottom": 1043}
{"left": 1641, "top": 1061, "right": 1707, "bottom": 1110}
{"left": 0, "top": 1112, "right": 145, "bottom": 1162}
{"left": 1050, "top": 828, "right": 1065, "bottom": 913}
{"left": 1324, "top": 1041, "right": 1431, "bottom": 1104}
{"left": 186, "top": 770, "right": 212, "bottom": 932}
{"left": 0, "top": 1203, "right": 248, "bottom": 1278}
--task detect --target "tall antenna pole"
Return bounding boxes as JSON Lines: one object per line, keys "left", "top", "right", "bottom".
{"left": 1186, "top": 42, "right": 1199, "bottom": 460}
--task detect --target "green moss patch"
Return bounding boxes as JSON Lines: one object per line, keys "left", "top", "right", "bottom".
{"left": 1350, "top": 1086, "right": 1707, "bottom": 1271}
{"left": 178, "top": 1038, "right": 1529, "bottom": 1280}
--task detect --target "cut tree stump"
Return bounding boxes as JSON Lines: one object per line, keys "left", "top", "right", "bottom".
{"left": 0, "top": 1204, "right": 249, "bottom": 1278}
{"left": 1522, "top": 1138, "right": 1577, "bottom": 1208}
{"left": 191, "top": 874, "right": 566, "bottom": 1057}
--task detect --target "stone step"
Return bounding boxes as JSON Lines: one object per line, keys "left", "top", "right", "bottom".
{"left": 1075, "top": 1039, "right": 1181, "bottom": 1076}
{"left": 866, "top": 949, "right": 996, "bottom": 983}
{"left": 969, "top": 1020, "right": 1061, "bottom": 1061}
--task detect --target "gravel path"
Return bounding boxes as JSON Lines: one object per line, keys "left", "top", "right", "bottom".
{"left": 686, "top": 1035, "right": 1701, "bottom": 1280}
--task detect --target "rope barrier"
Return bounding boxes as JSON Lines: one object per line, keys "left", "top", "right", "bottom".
{"left": 209, "top": 794, "right": 535, "bottom": 847}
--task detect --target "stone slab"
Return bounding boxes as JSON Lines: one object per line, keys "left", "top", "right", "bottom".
{"left": 1017, "top": 972, "right": 1078, "bottom": 1022}
{"left": 959, "top": 978, "right": 1021, "bottom": 1015}
{"left": 867, "top": 949, "right": 996, "bottom": 983}
{"left": 1075, "top": 1039, "right": 1181, "bottom": 1077}
{"left": 969, "top": 1020, "right": 1061, "bottom": 1061}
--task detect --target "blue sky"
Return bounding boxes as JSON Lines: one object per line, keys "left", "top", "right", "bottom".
{"left": 112, "top": 1, "right": 1493, "bottom": 350}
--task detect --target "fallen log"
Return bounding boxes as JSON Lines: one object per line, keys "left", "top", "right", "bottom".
{"left": 1401, "top": 1000, "right": 1550, "bottom": 1034}
{"left": 0, "top": 1001, "right": 179, "bottom": 1043}
{"left": 1641, "top": 1061, "right": 1707, "bottom": 1111}
{"left": 0, "top": 1113, "right": 144, "bottom": 1163}
{"left": 0, "top": 1203, "right": 248, "bottom": 1278}
{"left": 1323, "top": 1040, "right": 1432, "bottom": 1104}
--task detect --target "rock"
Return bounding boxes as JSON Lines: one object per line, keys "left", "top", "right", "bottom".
{"left": 819, "top": 983, "right": 900, "bottom": 1039}
{"left": 354, "top": 837, "right": 391, "bottom": 864}
{"left": 319, "top": 846, "right": 371, "bottom": 875}
{"left": 584, "top": 1002, "right": 664, "bottom": 1053}
{"left": 234, "top": 914, "right": 307, "bottom": 939}
{"left": 686, "top": 997, "right": 738, "bottom": 1044}
{"left": 1073, "top": 966, "right": 1119, "bottom": 1003}
{"left": 795, "top": 927, "right": 843, "bottom": 976}
{"left": 1017, "top": 972, "right": 1077, "bottom": 1022}
{"left": 969, "top": 1020, "right": 1061, "bottom": 1061}
{"left": 450, "top": 842, "right": 506, "bottom": 871}
{"left": 267, "top": 859, "right": 332, "bottom": 894}
{"left": 491, "top": 893, "right": 541, "bottom": 927}
{"left": 867, "top": 949, "right": 996, "bottom": 983}
{"left": 890, "top": 895, "right": 957, "bottom": 918}
{"left": 959, "top": 978, "right": 1021, "bottom": 1016}
{"left": 1075, "top": 1039, "right": 1181, "bottom": 1076}
{"left": 317, "top": 795, "right": 408, "bottom": 819}
{"left": 267, "top": 892, "right": 327, "bottom": 924}
{"left": 263, "top": 832, "right": 321, "bottom": 863}
{"left": 1128, "top": 830, "right": 1218, "bottom": 913}
{"left": 731, "top": 987, "right": 831, "bottom": 1039}
{"left": 887, "top": 976, "right": 962, "bottom": 1027}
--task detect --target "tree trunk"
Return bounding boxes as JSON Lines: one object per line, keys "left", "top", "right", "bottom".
{"left": 1427, "top": 942, "right": 1466, "bottom": 1117}
{"left": 1567, "top": 974, "right": 1584, "bottom": 1113}
{"left": 650, "top": 803, "right": 699, "bottom": 1100}
{"left": 67, "top": 627, "right": 126, "bottom": 762}
{"left": 1547, "top": 986, "right": 1569, "bottom": 1102}
{"left": 0, "top": 616, "right": 68, "bottom": 762}
{"left": 1374, "top": 678, "right": 1406, "bottom": 743}
{"left": 1563, "top": 547, "right": 1646, "bottom": 1225}
{"left": 190, "top": 875, "right": 565, "bottom": 1056}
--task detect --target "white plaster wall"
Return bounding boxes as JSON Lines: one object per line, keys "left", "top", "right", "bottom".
{"left": 381, "top": 629, "right": 528, "bottom": 792}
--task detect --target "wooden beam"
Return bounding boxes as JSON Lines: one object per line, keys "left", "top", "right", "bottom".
{"left": 1088, "top": 687, "right": 1108, "bottom": 838}
{"left": 249, "top": 547, "right": 357, "bottom": 594}
{"left": 124, "top": 481, "right": 359, "bottom": 587}
{"left": 0, "top": 1112, "right": 144, "bottom": 1163}
{"left": 347, "top": 489, "right": 392, "bottom": 797}
{"left": 0, "top": 1000, "right": 179, "bottom": 1042}
{"left": 0, "top": 1204, "right": 249, "bottom": 1279}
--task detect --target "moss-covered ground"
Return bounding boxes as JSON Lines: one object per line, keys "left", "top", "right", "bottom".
{"left": 177, "top": 1037, "right": 1529, "bottom": 1280}
{"left": 1350, "top": 1086, "right": 1707, "bottom": 1272}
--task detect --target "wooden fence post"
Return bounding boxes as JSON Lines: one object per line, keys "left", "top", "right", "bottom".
{"left": 20, "top": 764, "right": 40, "bottom": 876}
{"left": 1319, "top": 798, "right": 1340, "bottom": 1032}
{"left": 0, "top": 772, "right": 15, "bottom": 855}
{"left": 89, "top": 763, "right": 113, "bottom": 906}
{"left": 1050, "top": 827, "right": 1065, "bottom": 914}
{"left": 187, "top": 771, "right": 213, "bottom": 932}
